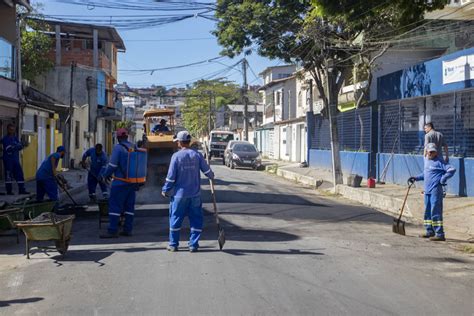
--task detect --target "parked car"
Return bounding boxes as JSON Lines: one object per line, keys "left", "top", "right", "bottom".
{"left": 227, "top": 142, "right": 262, "bottom": 170}
{"left": 223, "top": 140, "right": 240, "bottom": 166}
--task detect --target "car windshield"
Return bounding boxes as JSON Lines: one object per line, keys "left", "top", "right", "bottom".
{"left": 212, "top": 134, "right": 233, "bottom": 142}
{"left": 233, "top": 144, "right": 257, "bottom": 152}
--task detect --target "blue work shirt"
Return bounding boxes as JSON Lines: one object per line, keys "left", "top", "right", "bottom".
{"left": 1, "top": 135, "right": 23, "bottom": 163}
{"left": 415, "top": 156, "right": 456, "bottom": 194}
{"left": 36, "top": 152, "right": 61, "bottom": 180}
{"left": 162, "top": 148, "right": 214, "bottom": 198}
{"left": 102, "top": 140, "right": 135, "bottom": 186}
{"left": 82, "top": 148, "right": 108, "bottom": 176}
{"left": 152, "top": 125, "right": 170, "bottom": 133}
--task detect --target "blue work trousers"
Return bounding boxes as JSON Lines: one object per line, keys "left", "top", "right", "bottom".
{"left": 87, "top": 172, "right": 108, "bottom": 197}
{"left": 424, "top": 186, "right": 444, "bottom": 237}
{"left": 108, "top": 184, "right": 136, "bottom": 234}
{"left": 4, "top": 160, "right": 25, "bottom": 193}
{"left": 169, "top": 196, "right": 203, "bottom": 249}
{"left": 36, "top": 178, "right": 58, "bottom": 201}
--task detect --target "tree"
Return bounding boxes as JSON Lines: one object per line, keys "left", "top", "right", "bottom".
{"left": 213, "top": 0, "right": 447, "bottom": 186}
{"left": 182, "top": 79, "right": 240, "bottom": 137}
{"left": 20, "top": 16, "right": 54, "bottom": 83}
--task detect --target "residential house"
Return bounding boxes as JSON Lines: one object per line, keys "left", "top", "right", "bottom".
{"left": 32, "top": 19, "right": 125, "bottom": 163}
{"left": 215, "top": 104, "right": 264, "bottom": 140}
{"left": 0, "top": 0, "right": 31, "bottom": 181}
{"left": 256, "top": 65, "right": 299, "bottom": 161}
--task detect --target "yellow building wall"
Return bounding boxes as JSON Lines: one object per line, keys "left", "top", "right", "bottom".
{"left": 22, "top": 134, "right": 38, "bottom": 181}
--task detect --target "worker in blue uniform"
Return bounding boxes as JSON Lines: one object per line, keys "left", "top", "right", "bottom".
{"left": 1, "top": 124, "right": 29, "bottom": 195}
{"left": 36, "top": 146, "right": 66, "bottom": 202}
{"left": 162, "top": 130, "right": 214, "bottom": 252}
{"left": 408, "top": 143, "right": 456, "bottom": 241}
{"left": 99, "top": 128, "right": 137, "bottom": 238}
{"left": 152, "top": 119, "right": 170, "bottom": 133}
{"left": 81, "top": 143, "right": 109, "bottom": 201}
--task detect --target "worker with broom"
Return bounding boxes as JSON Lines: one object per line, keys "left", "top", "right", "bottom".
{"left": 162, "top": 130, "right": 214, "bottom": 252}
{"left": 36, "top": 146, "right": 66, "bottom": 202}
{"left": 408, "top": 143, "right": 456, "bottom": 241}
{"left": 80, "top": 143, "right": 109, "bottom": 202}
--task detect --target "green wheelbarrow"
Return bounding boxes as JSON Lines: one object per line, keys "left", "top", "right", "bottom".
{"left": 0, "top": 208, "right": 24, "bottom": 243}
{"left": 12, "top": 199, "right": 56, "bottom": 219}
{"left": 15, "top": 212, "right": 75, "bottom": 259}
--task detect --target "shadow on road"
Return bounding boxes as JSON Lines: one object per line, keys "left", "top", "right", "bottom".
{"left": 0, "top": 297, "right": 44, "bottom": 307}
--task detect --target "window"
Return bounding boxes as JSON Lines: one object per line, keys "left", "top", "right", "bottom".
{"left": 0, "top": 37, "right": 15, "bottom": 80}
{"left": 23, "top": 115, "right": 36, "bottom": 133}
{"left": 276, "top": 91, "right": 281, "bottom": 106}
{"left": 75, "top": 121, "right": 80, "bottom": 149}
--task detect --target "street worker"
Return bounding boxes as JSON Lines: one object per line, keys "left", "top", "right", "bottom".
{"left": 408, "top": 143, "right": 456, "bottom": 241}
{"left": 36, "top": 146, "right": 66, "bottom": 202}
{"left": 81, "top": 143, "right": 109, "bottom": 201}
{"left": 162, "top": 130, "right": 214, "bottom": 252}
{"left": 1, "top": 124, "right": 29, "bottom": 195}
{"left": 424, "top": 122, "right": 448, "bottom": 162}
{"left": 99, "top": 128, "right": 137, "bottom": 238}
{"left": 152, "top": 119, "right": 170, "bottom": 133}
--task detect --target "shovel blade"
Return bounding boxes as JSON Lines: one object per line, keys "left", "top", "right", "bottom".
{"left": 218, "top": 228, "right": 226, "bottom": 250}
{"left": 392, "top": 219, "right": 406, "bottom": 235}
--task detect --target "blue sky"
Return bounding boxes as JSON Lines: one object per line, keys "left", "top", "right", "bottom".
{"left": 33, "top": 0, "right": 283, "bottom": 88}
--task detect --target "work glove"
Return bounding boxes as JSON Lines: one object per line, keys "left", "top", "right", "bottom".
{"left": 407, "top": 177, "right": 416, "bottom": 185}
{"left": 80, "top": 161, "right": 87, "bottom": 169}
{"left": 161, "top": 191, "right": 169, "bottom": 198}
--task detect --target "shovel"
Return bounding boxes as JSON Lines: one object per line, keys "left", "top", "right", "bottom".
{"left": 56, "top": 175, "right": 79, "bottom": 206}
{"left": 392, "top": 182, "right": 414, "bottom": 235}
{"left": 204, "top": 145, "right": 225, "bottom": 250}
{"left": 209, "top": 178, "right": 226, "bottom": 250}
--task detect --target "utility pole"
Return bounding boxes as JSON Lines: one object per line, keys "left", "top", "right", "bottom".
{"left": 242, "top": 58, "right": 249, "bottom": 141}
{"left": 325, "top": 59, "right": 343, "bottom": 189}
{"left": 66, "top": 61, "right": 76, "bottom": 168}
{"left": 208, "top": 91, "right": 212, "bottom": 135}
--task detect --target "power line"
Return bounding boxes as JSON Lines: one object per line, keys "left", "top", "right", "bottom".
{"left": 118, "top": 56, "right": 226, "bottom": 73}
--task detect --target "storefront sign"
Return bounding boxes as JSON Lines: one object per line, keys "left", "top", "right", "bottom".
{"left": 442, "top": 54, "right": 474, "bottom": 84}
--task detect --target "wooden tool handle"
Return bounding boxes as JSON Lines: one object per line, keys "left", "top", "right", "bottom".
{"left": 397, "top": 183, "right": 413, "bottom": 222}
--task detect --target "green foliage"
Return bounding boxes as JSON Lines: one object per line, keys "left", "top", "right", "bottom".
{"left": 182, "top": 79, "right": 240, "bottom": 136}
{"left": 115, "top": 120, "right": 134, "bottom": 130}
{"left": 213, "top": 0, "right": 448, "bottom": 109}
{"left": 21, "top": 18, "right": 54, "bottom": 82}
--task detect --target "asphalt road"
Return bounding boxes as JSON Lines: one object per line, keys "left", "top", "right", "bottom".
{"left": 1, "top": 162, "right": 473, "bottom": 315}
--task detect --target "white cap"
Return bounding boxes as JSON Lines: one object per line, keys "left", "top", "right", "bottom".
{"left": 426, "top": 143, "right": 437, "bottom": 152}
{"left": 174, "top": 131, "right": 192, "bottom": 142}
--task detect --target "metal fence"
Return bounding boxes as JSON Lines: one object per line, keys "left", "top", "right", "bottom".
{"left": 379, "top": 89, "right": 474, "bottom": 157}
{"left": 311, "top": 107, "right": 373, "bottom": 152}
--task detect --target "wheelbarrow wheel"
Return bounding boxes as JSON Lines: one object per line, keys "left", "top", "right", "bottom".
{"left": 55, "top": 240, "right": 70, "bottom": 255}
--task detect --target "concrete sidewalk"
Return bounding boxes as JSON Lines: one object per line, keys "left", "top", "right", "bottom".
{"left": 265, "top": 160, "right": 474, "bottom": 242}
{"left": 0, "top": 169, "right": 88, "bottom": 205}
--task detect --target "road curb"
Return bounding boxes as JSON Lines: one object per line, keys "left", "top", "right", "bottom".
{"left": 269, "top": 166, "right": 420, "bottom": 223}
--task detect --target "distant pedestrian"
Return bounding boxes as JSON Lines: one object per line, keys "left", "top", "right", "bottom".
{"left": 99, "top": 128, "right": 138, "bottom": 238}
{"left": 162, "top": 130, "right": 214, "bottom": 252}
{"left": 408, "top": 143, "right": 456, "bottom": 241}
{"left": 36, "top": 146, "right": 66, "bottom": 202}
{"left": 81, "top": 143, "right": 109, "bottom": 201}
{"left": 424, "top": 122, "right": 448, "bottom": 162}
{"left": 1, "top": 124, "right": 29, "bottom": 195}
